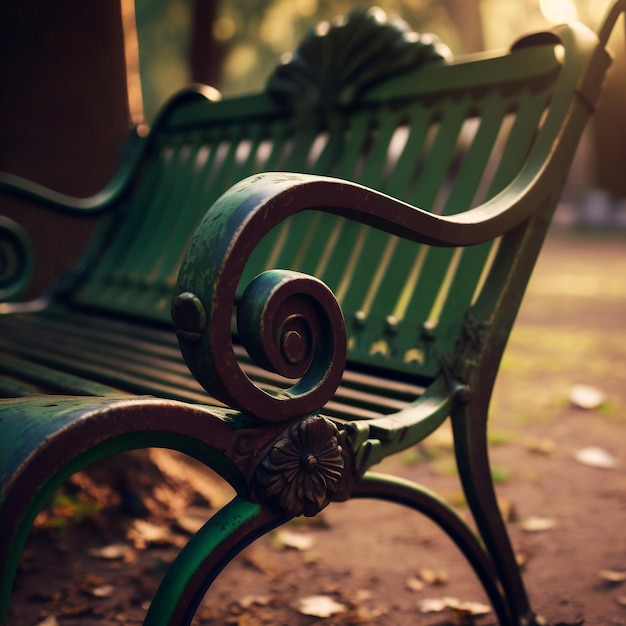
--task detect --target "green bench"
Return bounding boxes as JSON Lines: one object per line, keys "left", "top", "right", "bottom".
{"left": 1, "top": 4, "right": 624, "bottom": 624}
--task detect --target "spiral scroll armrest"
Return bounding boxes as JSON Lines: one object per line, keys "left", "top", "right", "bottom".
{"left": 171, "top": 20, "right": 614, "bottom": 422}
{"left": 170, "top": 156, "right": 568, "bottom": 423}
{"left": 0, "top": 217, "right": 34, "bottom": 302}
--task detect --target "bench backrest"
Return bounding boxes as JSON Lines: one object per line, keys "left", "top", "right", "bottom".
{"left": 66, "top": 9, "right": 604, "bottom": 383}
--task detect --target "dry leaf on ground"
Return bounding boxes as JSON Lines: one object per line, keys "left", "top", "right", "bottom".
{"left": 127, "top": 519, "right": 185, "bottom": 549}
{"left": 89, "top": 584, "right": 115, "bottom": 598}
{"left": 600, "top": 570, "right": 626, "bottom": 583}
{"left": 273, "top": 528, "right": 316, "bottom": 551}
{"left": 524, "top": 436, "right": 556, "bottom": 455}
{"left": 88, "top": 543, "right": 133, "bottom": 561}
{"left": 419, "top": 596, "right": 491, "bottom": 616}
{"left": 419, "top": 597, "right": 449, "bottom": 613}
{"left": 35, "top": 617, "right": 59, "bottom": 626}
{"left": 518, "top": 516, "right": 556, "bottom": 532}
{"left": 418, "top": 567, "right": 449, "bottom": 585}
{"left": 238, "top": 594, "right": 272, "bottom": 609}
{"left": 406, "top": 576, "right": 426, "bottom": 592}
{"left": 575, "top": 446, "right": 618, "bottom": 469}
{"left": 569, "top": 384, "right": 607, "bottom": 409}
{"left": 296, "top": 595, "right": 347, "bottom": 617}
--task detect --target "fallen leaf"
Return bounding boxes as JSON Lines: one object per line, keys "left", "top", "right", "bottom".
{"left": 296, "top": 595, "right": 347, "bottom": 618}
{"left": 90, "top": 584, "right": 115, "bottom": 598}
{"left": 59, "top": 601, "right": 92, "bottom": 617}
{"left": 600, "top": 570, "right": 626, "bottom": 583}
{"left": 515, "top": 550, "right": 528, "bottom": 569}
{"left": 406, "top": 576, "right": 426, "bottom": 592}
{"left": 35, "top": 617, "right": 59, "bottom": 626}
{"left": 518, "top": 516, "right": 556, "bottom": 532}
{"left": 351, "top": 589, "right": 372, "bottom": 603}
{"left": 498, "top": 498, "right": 517, "bottom": 522}
{"left": 79, "top": 574, "right": 105, "bottom": 588}
{"left": 88, "top": 544, "right": 130, "bottom": 560}
{"left": 569, "top": 384, "right": 607, "bottom": 409}
{"left": 127, "top": 520, "right": 185, "bottom": 548}
{"left": 575, "top": 447, "right": 618, "bottom": 469}
{"left": 524, "top": 436, "right": 556, "bottom": 455}
{"left": 418, "top": 596, "right": 491, "bottom": 616}
{"left": 273, "top": 528, "right": 315, "bottom": 551}
{"left": 176, "top": 514, "right": 207, "bottom": 535}
{"left": 419, "top": 597, "right": 455, "bottom": 613}
{"left": 238, "top": 595, "right": 271, "bottom": 609}
{"left": 448, "top": 598, "right": 491, "bottom": 616}
{"left": 418, "top": 567, "right": 449, "bottom": 585}
{"left": 78, "top": 575, "right": 115, "bottom": 598}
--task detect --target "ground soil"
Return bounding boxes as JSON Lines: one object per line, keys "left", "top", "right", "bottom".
{"left": 6, "top": 232, "right": 626, "bottom": 626}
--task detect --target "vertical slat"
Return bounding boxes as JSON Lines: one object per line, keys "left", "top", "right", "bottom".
{"left": 105, "top": 136, "right": 196, "bottom": 312}
{"left": 134, "top": 137, "right": 204, "bottom": 280}
{"left": 360, "top": 98, "right": 470, "bottom": 333}
{"left": 77, "top": 139, "right": 167, "bottom": 291}
{"left": 385, "top": 104, "right": 433, "bottom": 199}
{"left": 436, "top": 86, "right": 552, "bottom": 332}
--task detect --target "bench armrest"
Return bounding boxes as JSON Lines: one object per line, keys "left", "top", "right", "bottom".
{"left": 171, "top": 158, "right": 565, "bottom": 423}
{"left": 172, "top": 17, "right": 612, "bottom": 421}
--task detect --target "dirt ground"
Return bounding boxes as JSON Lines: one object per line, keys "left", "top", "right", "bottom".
{"left": 6, "top": 232, "right": 626, "bottom": 626}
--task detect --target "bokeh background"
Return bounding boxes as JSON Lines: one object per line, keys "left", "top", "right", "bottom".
{"left": 0, "top": 0, "right": 624, "bottom": 297}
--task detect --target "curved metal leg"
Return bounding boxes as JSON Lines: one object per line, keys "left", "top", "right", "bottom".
{"left": 351, "top": 471, "right": 512, "bottom": 625}
{"left": 144, "top": 497, "right": 288, "bottom": 626}
{"left": 452, "top": 404, "right": 534, "bottom": 626}
{"left": 0, "top": 396, "right": 280, "bottom": 623}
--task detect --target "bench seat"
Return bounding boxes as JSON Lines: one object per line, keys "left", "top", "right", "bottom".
{"left": 2, "top": 4, "right": 625, "bottom": 624}
{"left": 0, "top": 308, "right": 423, "bottom": 419}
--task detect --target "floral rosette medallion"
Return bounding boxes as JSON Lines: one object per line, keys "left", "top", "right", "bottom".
{"left": 255, "top": 415, "right": 344, "bottom": 517}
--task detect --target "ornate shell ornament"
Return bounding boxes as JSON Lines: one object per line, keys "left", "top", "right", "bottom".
{"left": 255, "top": 415, "right": 344, "bottom": 517}
{"left": 267, "top": 6, "right": 452, "bottom": 112}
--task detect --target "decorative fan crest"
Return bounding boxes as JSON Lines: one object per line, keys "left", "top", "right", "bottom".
{"left": 267, "top": 6, "right": 452, "bottom": 111}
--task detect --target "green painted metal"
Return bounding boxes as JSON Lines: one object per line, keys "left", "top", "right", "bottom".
{"left": 144, "top": 498, "right": 287, "bottom": 626}
{"left": 352, "top": 472, "right": 511, "bottom": 623}
{"left": 0, "top": 4, "right": 624, "bottom": 625}
{"left": 0, "top": 394, "right": 274, "bottom": 623}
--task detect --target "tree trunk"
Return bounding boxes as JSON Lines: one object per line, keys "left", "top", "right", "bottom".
{"left": 0, "top": 1, "right": 130, "bottom": 298}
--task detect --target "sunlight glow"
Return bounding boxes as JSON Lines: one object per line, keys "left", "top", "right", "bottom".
{"left": 540, "top": 0, "right": 578, "bottom": 24}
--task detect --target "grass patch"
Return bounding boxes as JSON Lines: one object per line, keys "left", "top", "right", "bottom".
{"left": 487, "top": 430, "right": 511, "bottom": 446}
{"left": 490, "top": 466, "right": 512, "bottom": 484}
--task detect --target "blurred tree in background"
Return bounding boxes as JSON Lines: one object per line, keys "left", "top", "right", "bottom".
{"left": 0, "top": 0, "right": 623, "bottom": 300}
{"left": 135, "top": 0, "right": 624, "bottom": 199}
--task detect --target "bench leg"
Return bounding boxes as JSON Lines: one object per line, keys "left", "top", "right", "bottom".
{"left": 0, "top": 396, "right": 283, "bottom": 624}
{"left": 351, "top": 472, "right": 511, "bottom": 625}
{"left": 144, "top": 498, "right": 288, "bottom": 625}
{"left": 452, "top": 403, "right": 536, "bottom": 626}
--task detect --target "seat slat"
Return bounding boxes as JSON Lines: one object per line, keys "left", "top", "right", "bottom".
{"left": 0, "top": 311, "right": 423, "bottom": 417}
{"left": 0, "top": 354, "right": 124, "bottom": 396}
